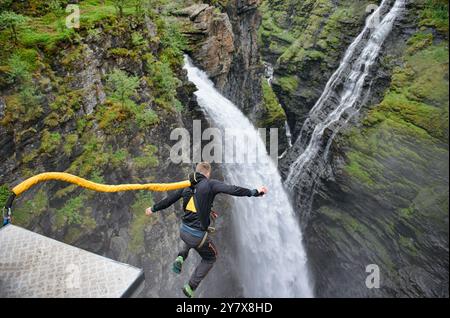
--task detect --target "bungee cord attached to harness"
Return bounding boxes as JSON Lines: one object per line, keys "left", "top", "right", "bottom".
{"left": 2, "top": 172, "right": 198, "bottom": 226}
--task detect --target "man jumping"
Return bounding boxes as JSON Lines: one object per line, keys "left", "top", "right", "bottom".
{"left": 145, "top": 162, "right": 268, "bottom": 298}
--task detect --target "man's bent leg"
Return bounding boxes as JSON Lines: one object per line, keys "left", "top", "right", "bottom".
{"left": 179, "top": 230, "right": 197, "bottom": 259}
{"left": 189, "top": 239, "right": 217, "bottom": 290}
{"left": 174, "top": 231, "right": 196, "bottom": 274}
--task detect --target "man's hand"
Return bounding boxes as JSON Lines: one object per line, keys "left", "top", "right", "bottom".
{"left": 257, "top": 186, "right": 268, "bottom": 196}
{"left": 145, "top": 207, "right": 153, "bottom": 216}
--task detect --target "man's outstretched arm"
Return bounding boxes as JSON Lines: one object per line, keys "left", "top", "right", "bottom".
{"left": 210, "top": 180, "right": 268, "bottom": 197}
{"left": 145, "top": 189, "right": 184, "bottom": 215}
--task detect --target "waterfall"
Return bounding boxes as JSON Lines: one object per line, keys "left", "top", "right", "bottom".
{"left": 284, "top": 0, "right": 405, "bottom": 216}
{"left": 263, "top": 61, "right": 274, "bottom": 85}
{"left": 183, "top": 56, "right": 313, "bottom": 297}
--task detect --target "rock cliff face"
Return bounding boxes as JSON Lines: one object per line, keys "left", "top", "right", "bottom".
{"left": 0, "top": 3, "right": 205, "bottom": 297}
{"left": 260, "top": 0, "right": 375, "bottom": 138}
{"left": 261, "top": 0, "right": 449, "bottom": 297}
{"left": 1, "top": 0, "right": 447, "bottom": 299}
{"left": 0, "top": 0, "right": 252, "bottom": 298}
{"left": 178, "top": 1, "right": 265, "bottom": 123}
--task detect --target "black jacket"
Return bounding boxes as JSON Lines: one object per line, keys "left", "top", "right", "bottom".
{"left": 152, "top": 173, "right": 261, "bottom": 231}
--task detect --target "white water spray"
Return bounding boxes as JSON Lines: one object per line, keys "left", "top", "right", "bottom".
{"left": 184, "top": 56, "right": 313, "bottom": 297}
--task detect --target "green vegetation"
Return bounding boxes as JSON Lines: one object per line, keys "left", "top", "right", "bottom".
{"left": 276, "top": 75, "right": 299, "bottom": 93}
{"left": 0, "top": 11, "right": 29, "bottom": 44}
{"left": 419, "top": 0, "right": 449, "bottom": 33}
{"left": 63, "top": 133, "right": 79, "bottom": 156}
{"left": 13, "top": 189, "right": 48, "bottom": 226}
{"left": 260, "top": 80, "right": 286, "bottom": 127}
{"left": 106, "top": 69, "right": 140, "bottom": 108}
{"left": 0, "top": 0, "right": 189, "bottom": 245}
{"left": 320, "top": 206, "right": 364, "bottom": 235}
{"left": 340, "top": 1, "right": 449, "bottom": 259}
{"left": 399, "top": 235, "right": 418, "bottom": 256}
{"left": 6, "top": 53, "right": 33, "bottom": 83}
{"left": 109, "top": 148, "right": 129, "bottom": 167}
{"left": 145, "top": 53, "right": 183, "bottom": 111}
{"left": 345, "top": 5, "right": 449, "bottom": 184}
{"left": 55, "top": 194, "right": 96, "bottom": 238}
{"left": 259, "top": 0, "right": 371, "bottom": 98}
{"left": 132, "top": 144, "right": 159, "bottom": 170}
{"left": 67, "top": 134, "right": 109, "bottom": 177}
{"left": 129, "top": 191, "right": 156, "bottom": 253}
{"left": 56, "top": 194, "right": 85, "bottom": 225}
{"left": 366, "top": 42, "right": 448, "bottom": 142}
{"left": 40, "top": 130, "right": 62, "bottom": 153}
{"left": 112, "top": 0, "right": 127, "bottom": 17}
{"left": 100, "top": 68, "right": 160, "bottom": 133}
{"left": 0, "top": 184, "right": 10, "bottom": 208}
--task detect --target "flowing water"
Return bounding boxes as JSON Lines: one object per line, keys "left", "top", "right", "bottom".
{"left": 184, "top": 56, "right": 313, "bottom": 297}
{"left": 284, "top": 0, "right": 405, "bottom": 216}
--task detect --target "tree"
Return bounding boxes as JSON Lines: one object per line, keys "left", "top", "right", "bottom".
{"left": 106, "top": 69, "right": 140, "bottom": 108}
{"left": 0, "top": 11, "right": 28, "bottom": 44}
{"left": 7, "top": 53, "right": 31, "bottom": 84}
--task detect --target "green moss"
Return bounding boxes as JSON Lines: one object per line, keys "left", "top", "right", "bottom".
{"left": 40, "top": 130, "right": 62, "bottom": 153}
{"left": 398, "top": 235, "right": 419, "bottom": 256}
{"left": 319, "top": 206, "right": 364, "bottom": 235}
{"left": 43, "top": 112, "right": 59, "bottom": 128}
{"left": 276, "top": 75, "right": 299, "bottom": 93}
{"left": 96, "top": 99, "right": 132, "bottom": 134}
{"left": 260, "top": 80, "right": 286, "bottom": 127}
{"left": 63, "top": 133, "right": 79, "bottom": 156}
{"left": 259, "top": 0, "right": 368, "bottom": 72}
{"left": 419, "top": 0, "right": 449, "bottom": 34}
{"left": 0, "top": 184, "right": 10, "bottom": 208}
{"left": 67, "top": 134, "right": 109, "bottom": 177}
{"left": 55, "top": 194, "right": 85, "bottom": 226}
{"left": 406, "top": 32, "right": 433, "bottom": 54}
{"left": 89, "top": 169, "right": 105, "bottom": 183}
{"left": 344, "top": 152, "right": 376, "bottom": 186}
{"left": 109, "top": 47, "right": 138, "bottom": 59}
{"left": 13, "top": 189, "right": 48, "bottom": 226}
{"left": 109, "top": 148, "right": 129, "bottom": 168}
{"left": 135, "top": 105, "right": 160, "bottom": 129}
{"left": 367, "top": 42, "right": 449, "bottom": 142}
{"left": 129, "top": 191, "right": 156, "bottom": 253}
{"left": 22, "top": 149, "right": 39, "bottom": 164}
{"left": 131, "top": 31, "right": 147, "bottom": 47}
{"left": 54, "top": 184, "right": 78, "bottom": 199}
{"left": 61, "top": 45, "right": 85, "bottom": 67}
{"left": 398, "top": 206, "right": 415, "bottom": 220}
{"left": 132, "top": 145, "right": 159, "bottom": 170}
{"left": 55, "top": 194, "right": 97, "bottom": 242}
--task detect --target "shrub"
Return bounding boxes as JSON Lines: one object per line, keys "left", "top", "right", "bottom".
{"left": 106, "top": 69, "right": 140, "bottom": 108}
{"left": 0, "top": 11, "right": 29, "bottom": 44}
{"left": 7, "top": 53, "right": 31, "bottom": 84}
{"left": 133, "top": 144, "right": 159, "bottom": 170}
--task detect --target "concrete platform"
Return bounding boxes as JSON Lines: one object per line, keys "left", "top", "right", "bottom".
{"left": 0, "top": 224, "right": 144, "bottom": 298}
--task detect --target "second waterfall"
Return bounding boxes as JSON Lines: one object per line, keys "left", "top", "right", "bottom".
{"left": 183, "top": 56, "right": 313, "bottom": 297}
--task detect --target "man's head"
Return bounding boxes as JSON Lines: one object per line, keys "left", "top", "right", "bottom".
{"left": 196, "top": 162, "right": 211, "bottom": 179}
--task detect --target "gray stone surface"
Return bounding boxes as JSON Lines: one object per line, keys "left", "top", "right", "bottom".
{"left": 0, "top": 225, "right": 143, "bottom": 298}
